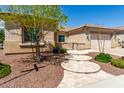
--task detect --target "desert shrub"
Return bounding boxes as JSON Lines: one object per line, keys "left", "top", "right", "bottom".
{"left": 111, "top": 58, "right": 124, "bottom": 68}
{"left": 0, "top": 63, "right": 11, "bottom": 79}
{"left": 95, "top": 53, "right": 112, "bottom": 63}
{"left": 60, "top": 48, "right": 67, "bottom": 54}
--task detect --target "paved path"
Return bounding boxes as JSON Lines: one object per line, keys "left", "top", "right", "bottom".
{"left": 58, "top": 70, "right": 114, "bottom": 88}
{"left": 65, "top": 55, "right": 92, "bottom": 61}
{"left": 61, "top": 60, "right": 100, "bottom": 73}
{"left": 58, "top": 50, "right": 114, "bottom": 88}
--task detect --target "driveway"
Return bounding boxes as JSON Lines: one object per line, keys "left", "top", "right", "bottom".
{"left": 84, "top": 75, "right": 124, "bottom": 88}
{"left": 105, "top": 47, "right": 124, "bottom": 56}
{"left": 92, "top": 47, "right": 124, "bottom": 56}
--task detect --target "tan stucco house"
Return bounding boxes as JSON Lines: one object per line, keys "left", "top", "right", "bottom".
{"left": 1, "top": 13, "right": 123, "bottom": 54}
{"left": 3, "top": 21, "right": 124, "bottom": 54}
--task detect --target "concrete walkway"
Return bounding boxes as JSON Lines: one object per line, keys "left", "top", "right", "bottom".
{"left": 66, "top": 55, "right": 92, "bottom": 61}
{"left": 58, "top": 50, "right": 114, "bottom": 88}
{"left": 61, "top": 60, "right": 100, "bottom": 73}
{"left": 58, "top": 70, "right": 114, "bottom": 88}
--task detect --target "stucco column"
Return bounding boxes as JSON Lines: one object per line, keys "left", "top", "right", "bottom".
{"left": 111, "top": 32, "right": 118, "bottom": 48}
{"left": 85, "top": 31, "right": 91, "bottom": 49}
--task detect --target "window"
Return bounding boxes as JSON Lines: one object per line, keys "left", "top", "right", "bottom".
{"left": 58, "top": 35, "right": 65, "bottom": 42}
{"left": 23, "top": 28, "right": 37, "bottom": 43}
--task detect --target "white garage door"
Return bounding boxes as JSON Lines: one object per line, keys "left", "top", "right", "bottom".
{"left": 91, "top": 34, "right": 111, "bottom": 50}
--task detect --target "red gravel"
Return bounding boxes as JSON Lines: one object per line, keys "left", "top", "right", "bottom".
{"left": 86, "top": 52, "right": 124, "bottom": 76}
{"left": 0, "top": 50, "right": 64, "bottom": 88}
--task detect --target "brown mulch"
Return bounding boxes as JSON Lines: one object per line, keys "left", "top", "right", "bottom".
{"left": 86, "top": 52, "right": 124, "bottom": 76}
{"left": 0, "top": 50, "right": 64, "bottom": 88}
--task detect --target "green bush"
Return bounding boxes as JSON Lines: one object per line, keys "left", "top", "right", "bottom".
{"left": 0, "top": 63, "right": 11, "bottom": 79}
{"left": 60, "top": 48, "right": 67, "bottom": 54}
{"left": 95, "top": 53, "right": 112, "bottom": 63}
{"left": 111, "top": 58, "right": 124, "bottom": 68}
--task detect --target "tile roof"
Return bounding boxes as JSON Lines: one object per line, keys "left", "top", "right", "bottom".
{"left": 115, "top": 26, "right": 124, "bottom": 30}
{"left": 83, "top": 24, "right": 104, "bottom": 28}
{"left": 60, "top": 27, "right": 74, "bottom": 32}
{"left": 62, "top": 25, "right": 124, "bottom": 33}
{"left": 61, "top": 24, "right": 104, "bottom": 32}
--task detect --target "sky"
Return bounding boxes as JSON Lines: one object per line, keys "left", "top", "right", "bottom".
{"left": 61, "top": 5, "right": 124, "bottom": 28}
{"left": 1, "top": 5, "right": 124, "bottom": 28}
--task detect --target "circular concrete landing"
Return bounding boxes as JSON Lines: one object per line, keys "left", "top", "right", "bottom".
{"left": 61, "top": 61, "right": 101, "bottom": 74}
{"left": 67, "top": 50, "right": 90, "bottom": 55}
{"left": 66, "top": 55, "right": 92, "bottom": 61}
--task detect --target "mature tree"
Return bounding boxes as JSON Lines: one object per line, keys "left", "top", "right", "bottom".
{"left": 0, "top": 5, "right": 67, "bottom": 63}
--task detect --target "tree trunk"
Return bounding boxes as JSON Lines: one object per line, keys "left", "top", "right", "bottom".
{"left": 29, "top": 32, "right": 35, "bottom": 61}
{"left": 35, "top": 40, "right": 41, "bottom": 63}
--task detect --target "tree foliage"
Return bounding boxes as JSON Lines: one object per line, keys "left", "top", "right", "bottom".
{"left": 0, "top": 29, "right": 4, "bottom": 43}
{"left": 0, "top": 5, "right": 67, "bottom": 63}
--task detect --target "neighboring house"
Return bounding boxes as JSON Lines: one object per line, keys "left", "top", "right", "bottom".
{"left": 116, "top": 26, "right": 124, "bottom": 44}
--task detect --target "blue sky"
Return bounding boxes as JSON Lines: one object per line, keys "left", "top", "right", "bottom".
{"left": 1, "top": 5, "right": 124, "bottom": 28}
{"left": 61, "top": 5, "right": 124, "bottom": 28}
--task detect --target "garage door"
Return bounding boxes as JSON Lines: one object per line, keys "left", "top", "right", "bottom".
{"left": 91, "top": 34, "right": 111, "bottom": 50}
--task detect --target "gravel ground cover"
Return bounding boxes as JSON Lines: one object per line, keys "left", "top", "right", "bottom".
{"left": 0, "top": 50, "right": 64, "bottom": 88}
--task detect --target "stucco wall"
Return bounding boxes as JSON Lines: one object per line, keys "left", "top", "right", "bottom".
{"left": 4, "top": 26, "right": 55, "bottom": 54}
{"left": 44, "top": 31, "right": 55, "bottom": 43}
{"left": 111, "top": 33, "right": 119, "bottom": 48}
{"left": 118, "top": 34, "right": 124, "bottom": 41}
{"left": 5, "top": 28, "right": 22, "bottom": 41}
{"left": 117, "top": 33, "right": 124, "bottom": 41}
{"left": 63, "top": 32, "right": 90, "bottom": 49}
{"left": 4, "top": 41, "right": 51, "bottom": 54}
